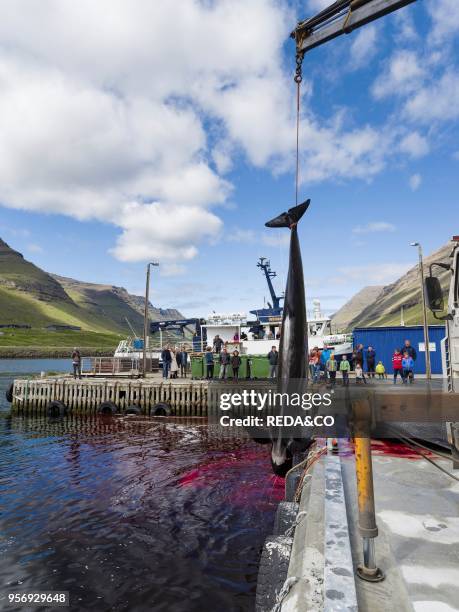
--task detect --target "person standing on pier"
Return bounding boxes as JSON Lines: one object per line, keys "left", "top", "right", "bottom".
{"left": 326, "top": 352, "right": 337, "bottom": 386}
{"left": 320, "top": 344, "right": 331, "bottom": 381}
{"left": 213, "top": 335, "right": 224, "bottom": 354}
{"left": 179, "top": 346, "right": 188, "bottom": 377}
{"left": 268, "top": 346, "right": 278, "bottom": 379}
{"left": 231, "top": 350, "right": 241, "bottom": 381}
{"left": 392, "top": 348, "right": 404, "bottom": 384}
{"left": 161, "top": 345, "right": 172, "bottom": 379}
{"left": 375, "top": 361, "right": 386, "bottom": 379}
{"left": 170, "top": 349, "right": 179, "bottom": 379}
{"left": 402, "top": 339, "right": 417, "bottom": 380}
{"left": 205, "top": 347, "right": 214, "bottom": 379}
{"left": 72, "top": 347, "right": 82, "bottom": 379}
{"left": 366, "top": 346, "right": 376, "bottom": 378}
{"left": 219, "top": 348, "right": 230, "bottom": 379}
{"left": 402, "top": 351, "right": 415, "bottom": 384}
{"left": 339, "top": 354, "right": 350, "bottom": 386}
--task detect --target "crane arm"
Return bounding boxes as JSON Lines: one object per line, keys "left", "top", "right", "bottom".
{"left": 292, "top": 0, "right": 417, "bottom": 54}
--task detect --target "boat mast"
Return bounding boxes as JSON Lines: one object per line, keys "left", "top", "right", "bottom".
{"left": 257, "top": 257, "right": 283, "bottom": 310}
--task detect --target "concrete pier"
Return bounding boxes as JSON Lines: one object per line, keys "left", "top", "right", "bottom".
{"left": 272, "top": 443, "right": 459, "bottom": 612}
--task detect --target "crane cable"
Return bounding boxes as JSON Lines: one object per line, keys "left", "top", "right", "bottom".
{"left": 294, "top": 47, "right": 305, "bottom": 206}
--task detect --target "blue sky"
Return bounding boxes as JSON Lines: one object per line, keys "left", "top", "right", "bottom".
{"left": 0, "top": 0, "right": 458, "bottom": 318}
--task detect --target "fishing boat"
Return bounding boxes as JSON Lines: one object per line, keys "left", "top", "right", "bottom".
{"left": 201, "top": 258, "right": 353, "bottom": 357}
{"left": 113, "top": 257, "right": 352, "bottom": 363}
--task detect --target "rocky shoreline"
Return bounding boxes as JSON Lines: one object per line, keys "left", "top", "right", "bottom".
{"left": 0, "top": 347, "right": 114, "bottom": 359}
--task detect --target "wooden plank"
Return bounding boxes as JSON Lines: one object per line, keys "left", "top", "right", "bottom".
{"left": 297, "top": 0, "right": 417, "bottom": 54}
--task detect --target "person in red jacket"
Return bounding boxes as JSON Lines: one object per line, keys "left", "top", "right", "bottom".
{"left": 392, "top": 348, "right": 404, "bottom": 384}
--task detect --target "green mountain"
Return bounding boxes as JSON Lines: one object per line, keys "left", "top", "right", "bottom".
{"left": 0, "top": 238, "right": 182, "bottom": 335}
{"left": 340, "top": 242, "right": 451, "bottom": 330}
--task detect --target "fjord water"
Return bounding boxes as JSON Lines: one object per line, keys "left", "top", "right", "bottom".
{"left": 0, "top": 360, "right": 283, "bottom": 612}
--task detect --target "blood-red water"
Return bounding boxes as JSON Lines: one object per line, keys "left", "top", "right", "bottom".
{"left": 0, "top": 404, "right": 283, "bottom": 612}
{"left": 177, "top": 449, "right": 285, "bottom": 510}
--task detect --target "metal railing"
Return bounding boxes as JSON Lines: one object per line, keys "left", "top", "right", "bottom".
{"left": 81, "top": 357, "right": 141, "bottom": 376}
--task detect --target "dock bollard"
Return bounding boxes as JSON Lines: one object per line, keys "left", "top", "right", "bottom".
{"left": 353, "top": 399, "right": 384, "bottom": 582}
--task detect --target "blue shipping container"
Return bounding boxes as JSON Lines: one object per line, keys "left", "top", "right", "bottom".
{"left": 353, "top": 325, "right": 446, "bottom": 375}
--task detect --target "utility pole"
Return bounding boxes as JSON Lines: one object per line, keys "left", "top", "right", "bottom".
{"left": 143, "top": 262, "right": 159, "bottom": 377}
{"left": 410, "top": 243, "right": 431, "bottom": 379}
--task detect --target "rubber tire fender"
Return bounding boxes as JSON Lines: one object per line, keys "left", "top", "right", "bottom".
{"left": 98, "top": 401, "right": 118, "bottom": 415}
{"left": 47, "top": 400, "right": 67, "bottom": 418}
{"left": 125, "top": 405, "right": 141, "bottom": 415}
{"left": 255, "top": 535, "right": 293, "bottom": 612}
{"left": 151, "top": 402, "right": 171, "bottom": 417}
{"left": 6, "top": 383, "right": 14, "bottom": 403}
{"left": 273, "top": 502, "right": 299, "bottom": 536}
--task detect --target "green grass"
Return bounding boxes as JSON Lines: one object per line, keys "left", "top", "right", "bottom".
{"left": 0, "top": 328, "right": 122, "bottom": 348}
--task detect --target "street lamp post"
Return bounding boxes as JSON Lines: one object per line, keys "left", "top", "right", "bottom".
{"left": 143, "top": 262, "right": 159, "bottom": 377}
{"left": 410, "top": 242, "right": 431, "bottom": 380}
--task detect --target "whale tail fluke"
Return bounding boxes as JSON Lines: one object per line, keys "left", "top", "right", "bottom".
{"left": 265, "top": 199, "right": 310, "bottom": 228}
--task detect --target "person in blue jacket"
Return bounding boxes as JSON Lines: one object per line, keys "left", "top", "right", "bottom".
{"left": 402, "top": 351, "right": 415, "bottom": 384}
{"left": 204, "top": 346, "right": 214, "bottom": 379}
{"left": 320, "top": 345, "right": 331, "bottom": 380}
{"left": 161, "top": 345, "right": 172, "bottom": 379}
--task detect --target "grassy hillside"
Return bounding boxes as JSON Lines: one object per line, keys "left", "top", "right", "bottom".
{"left": 54, "top": 275, "right": 182, "bottom": 334}
{"left": 0, "top": 239, "right": 182, "bottom": 348}
{"left": 0, "top": 328, "right": 121, "bottom": 348}
{"left": 349, "top": 242, "right": 451, "bottom": 329}
{"left": 0, "top": 238, "right": 71, "bottom": 304}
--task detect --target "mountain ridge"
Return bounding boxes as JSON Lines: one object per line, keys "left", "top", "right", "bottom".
{"left": 336, "top": 242, "right": 451, "bottom": 330}
{"left": 0, "top": 239, "right": 182, "bottom": 334}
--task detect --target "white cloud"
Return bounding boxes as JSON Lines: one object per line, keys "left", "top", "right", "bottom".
{"left": 394, "top": 9, "right": 418, "bottom": 42}
{"left": 352, "top": 222, "right": 396, "bottom": 235}
{"left": 0, "top": 226, "right": 31, "bottom": 239}
{"left": 427, "top": 0, "right": 459, "bottom": 43}
{"left": 372, "top": 50, "right": 425, "bottom": 100}
{"left": 331, "top": 263, "right": 411, "bottom": 286}
{"left": 261, "top": 233, "right": 290, "bottom": 248}
{"left": 305, "top": 0, "right": 330, "bottom": 12}
{"left": 226, "top": 228, "right": 289, "bottom": 248}
{"left": 404, "top": 71, "right": 459, "bottom": 123}
{"left": 399, "top": 132, "right": 430, "bottom": 158}
{"left": 350, "top": 25, "right": 378, "bottom": 69}
{"left": 160, "top": 263, "right": 187, "bottom": 277}
{"left": 0, "top": 0, "right": 288, "bottom": 263}
{"left": 409, "top": 173, "right": 422, "bottom": 191}
{"left": 26, "top": 243, "right": 44, "bottom": 253}
{"left": 110, "top": 202, "right": 223, "bottom": 262}
{"left": 227, "top": 229, "right": 256, "bottom": 243}
{"left": 0, "top": 0, "right": 434, "bottom": 265}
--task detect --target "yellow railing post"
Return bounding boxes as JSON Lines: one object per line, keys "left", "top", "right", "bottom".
{"left": 353, "top": 399, "right": 384, "bottom": 582}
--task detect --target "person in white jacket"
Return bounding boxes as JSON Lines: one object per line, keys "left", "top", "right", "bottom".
{"left": 170, "top": 348, "right": 179, "bottom": 379}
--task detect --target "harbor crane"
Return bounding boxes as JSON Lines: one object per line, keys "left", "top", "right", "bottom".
{"left": 289, "top": 0, "right": 457, "bottom": 462}
{"left": 291, "top": 0, "right": 417, "bottom": 54}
